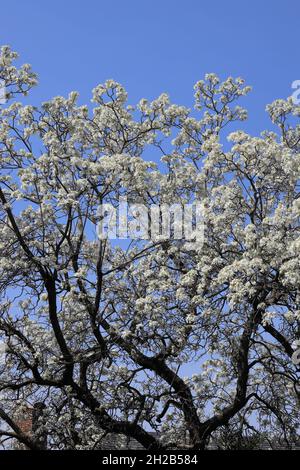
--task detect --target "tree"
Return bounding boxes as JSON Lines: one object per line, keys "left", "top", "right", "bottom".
{"left": 0, "top": 45, "right": 299, "bottom": 450}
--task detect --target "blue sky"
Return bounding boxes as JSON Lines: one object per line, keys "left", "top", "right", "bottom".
{"left": 1, "top": 0, "right": 299, "bottom": 137}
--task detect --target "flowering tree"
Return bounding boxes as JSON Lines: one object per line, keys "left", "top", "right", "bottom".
{"left": 0, "top": 46, "right": 299, "bottom": 450}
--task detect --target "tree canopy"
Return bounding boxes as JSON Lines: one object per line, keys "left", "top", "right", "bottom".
{"left": 0, "top": 46, "right": 299, "bottom": 450}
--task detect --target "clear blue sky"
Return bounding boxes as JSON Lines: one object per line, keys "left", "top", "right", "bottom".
{"left": 1, "top": 0, "right": 299, "bottom": 137}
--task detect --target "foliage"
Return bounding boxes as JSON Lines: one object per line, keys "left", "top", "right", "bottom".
{"left": 0, "top": 47, "right": 299, "bottom": 449}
